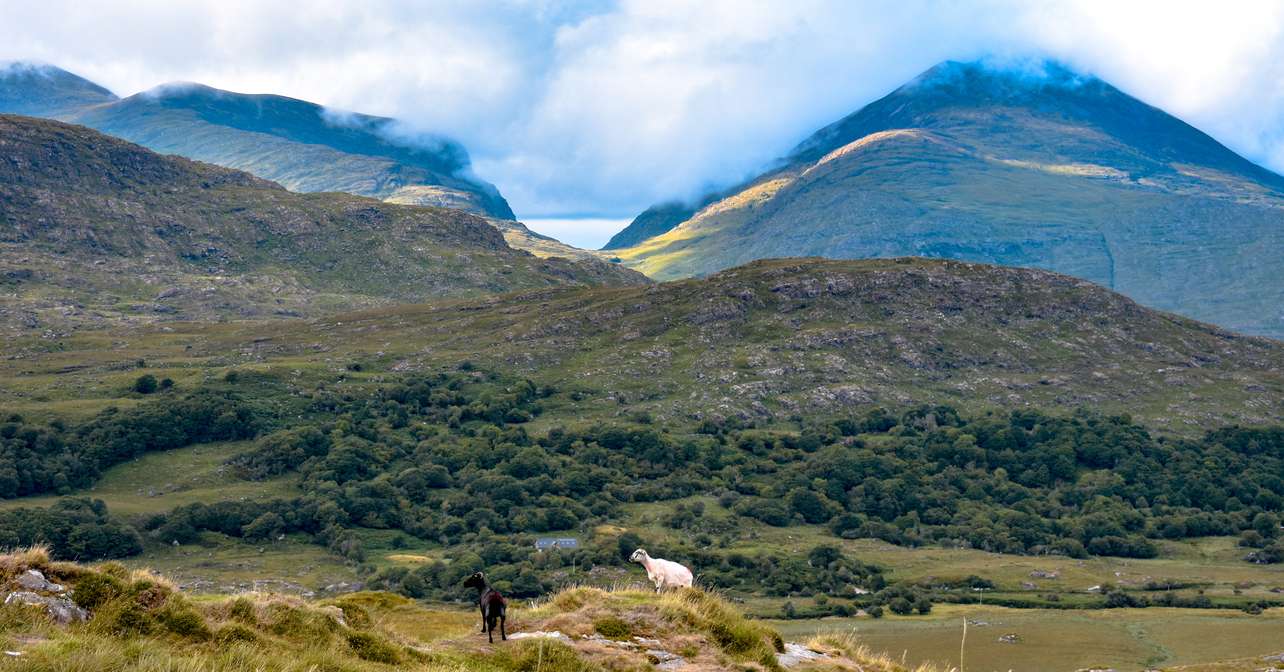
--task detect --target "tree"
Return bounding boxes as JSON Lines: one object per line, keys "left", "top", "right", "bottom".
{"left": 1252, "top": 512, "right": 1280, "bottom": 539}
{"left": 888, "top": 597, "right": 913, "bottom": 615}
{"left": 242, "top": 512, "right": 286, "bottom": 541}
{"left": 65, "top": 522, "right": 142, "bottom": 559}
{"left": 617, "top": 532, "right": 643, "bottom": 560}
{"left": 808, "top": 544, "right": 842, "bottom": 568}
{"left": 789, "top": 489, "right": 835, "bottom": 524}
{"left": 133, "top": 374, "right": 158, "bottom": 394}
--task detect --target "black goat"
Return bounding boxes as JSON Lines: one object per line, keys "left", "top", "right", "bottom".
{"left": 463, "top": 571, "right": 507, "bottom": 642}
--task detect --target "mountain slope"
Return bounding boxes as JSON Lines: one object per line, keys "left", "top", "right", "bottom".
{"left": 0, "top": 61, "right": 117, "bottom": 115}
{"left": 12, "top": 256, "right": 1278, "bottom": 432}
{"left": 0, "top": 63, "right": 514, "bottom": 219}
{"left": 0, "top": 115, "right": 645, "bottom": 331}
{"left": 602, "top": 200, "right": 701, "bottom": 250}
{"left": 612, "top": 60, "right": 1284, "bottom": 339}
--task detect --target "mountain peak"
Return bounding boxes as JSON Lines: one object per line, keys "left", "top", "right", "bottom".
{"left": 0, "top": 62, "right": 516, "bottom": 219}
{"left": 0, "top": 61, "right": 117, "bottom": 115}
{"left": 910, "top": 58, "right": 1102, "bottom": 93}
{"left": 612, "top": 56, "right": 1284, "bottom": 338}
{"left": 787, "top": 57, "right": 1283, "bottom": 188}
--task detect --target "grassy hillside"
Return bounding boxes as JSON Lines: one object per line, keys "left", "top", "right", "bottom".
{"left": 612, "top": 60, "right": 1284, "bottom": 339}
{"left": 0, "top": 115, "right": 645, "bottom": 333}
{"left": 1, "top": 549, "right": 1279, "bottom": 671}
{"left": 6, "top": 257, "right": 1272, "bottom": 431}
{"left": 0, "top": 548, "right": 955, "bottom": 672}
{"left": 0, "top": 63, "right": 514, "bottom": 219}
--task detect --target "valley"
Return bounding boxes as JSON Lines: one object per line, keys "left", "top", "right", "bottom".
{"left": 1, "top": 47, "right": 1282, "bottom": 672}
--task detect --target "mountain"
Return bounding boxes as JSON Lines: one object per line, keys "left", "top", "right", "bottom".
{"left": 0, "top": 62, "right": 515, "bottom": 219}
{"left": 601, "top": 200, "right": 706, "bottom": 250}
{"left": 0, "top": 61, "right": 116, "bottom": 115}
{"left": 611, "top": 60, "right": 1284, "bottom": 339}
{"left": 11, "top": 256, "right": 1270, "bottom": 433}
{"left": 0, "top": 115, "right": 645, "bottom": 332}
{"left": 297, "top": 257, "right": 1283, "bottom": 431}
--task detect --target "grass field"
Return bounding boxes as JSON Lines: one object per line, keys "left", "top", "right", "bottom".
{"left": 0, "top": 440, "right": 301, "bottom": 516}
{"left": 620, "top": 498, "right": 1284, "bottom": 606}
{"left": 771, "top": 604, "right": 1284, "bottom": 672}
{"left": 128, "top": 533, "right": 360, "bottom": 595}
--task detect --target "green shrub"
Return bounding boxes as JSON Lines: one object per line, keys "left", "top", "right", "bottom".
{"left": 94, "top": 601, "right": 153, "bottom": 636}
{"left": 329, "top": 600, "right": 372, "bottom": 629}
{"left": 96, "top": 562, "right": 131, "bottom": 580}
{"left": 888, "top": 597, "right": 913, "bottom": 615}
{"left": 129, "top": 579, "right": 172, "bottom": 610}
{"left": 71, "top": 572, "right": 124, "bottom": 610}
{"left": 592, "top": 616, "right": 631, "bottom": 640}
{"left": 708, "top": 620, "right": 760, "bottom": 656}
{"left": 265, "top": 603, "right": 335, "bottom": 642}
{"left": 158, "top": 605, "right": 211, "bottom": 640}
{"left": 133, "top": 375, "right": 158, "bottom": 394}
{"left": 228, "top": 597, "right": 257, "bottom": 624}
{"left": 346, "top": 631, "right": 400, "bottom": 664}
{"left": 502, "top": 640, "right": 600, "bottom": 672}
{"left": 215, "top": 623, "right": 261, "bottom": 645}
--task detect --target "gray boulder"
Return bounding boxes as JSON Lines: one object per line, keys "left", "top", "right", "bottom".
{"left": 3, "top": 591, "right": 87, "bottom": 624}
{"left": 15, "top": 569, "right": 63, "bottom": 593}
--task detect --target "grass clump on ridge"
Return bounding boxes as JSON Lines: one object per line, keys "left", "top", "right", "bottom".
{"left": 657, "top": 588, "right": 784, "bottom": 669}
{"left": 0, "top": 551, "right": 960, "bottom": 672}
{"left": 536, "top": 585, "right": 785, "bottom": 670}
{"left": 591, "top": 615, "right": 631, "bottom": 640}
{"left": 0, "top": 547, "right": 426, "bottom": 672}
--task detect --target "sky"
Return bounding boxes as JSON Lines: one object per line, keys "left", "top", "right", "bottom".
{"left": 3, "top": 0, "right": 1284, "bottom": 247}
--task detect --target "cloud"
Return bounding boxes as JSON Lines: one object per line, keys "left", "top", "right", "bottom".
{"left": 2, "top": 0, "right": 1283, "bottom": 222}
{"left": 521, "top": 217, "right": 632, "bottom": 250}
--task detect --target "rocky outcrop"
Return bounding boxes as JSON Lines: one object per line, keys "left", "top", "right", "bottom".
{"left": 3, "top": 570, "right": 86, "bottom": 624}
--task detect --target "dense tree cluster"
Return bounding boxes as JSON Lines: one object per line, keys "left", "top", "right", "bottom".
{"left": 714, "top": 407, "right": 1282, "bottom": 560}
{"left": 0, "top": 390, "right": 260, "bottom": 498}
{"left": 2, "top": 370, "right": 1281, "bottom": 602}
{"left": 0, "top": 497, "right": 141, "bottom": 560}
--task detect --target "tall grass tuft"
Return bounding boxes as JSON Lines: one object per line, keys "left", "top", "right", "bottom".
{"left": 807, "top": 629, "right": 955, "bottom": 672}
{"left": 657, "top": 587, "right": 784, "bottom": 670}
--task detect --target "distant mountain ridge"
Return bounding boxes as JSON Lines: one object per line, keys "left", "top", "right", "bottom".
{"left": 611, "top": 59, "right": 1284, "bottom": 339}
{"left": 0, "top": 115, "right": 644, "bottom": 333}
{"left": 0, "top": 62, "right": 515, "bottom": 219}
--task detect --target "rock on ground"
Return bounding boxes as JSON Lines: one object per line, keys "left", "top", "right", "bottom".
{"left": 3, "top": 591, "right": 87, "bottom": 624}
{"left": 777, "top": 642, "right": 830, "bottom": 667}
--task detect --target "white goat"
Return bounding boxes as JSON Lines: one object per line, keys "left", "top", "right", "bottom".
{"left": 629, "top": 548, "right": 693, "bottom": 592}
